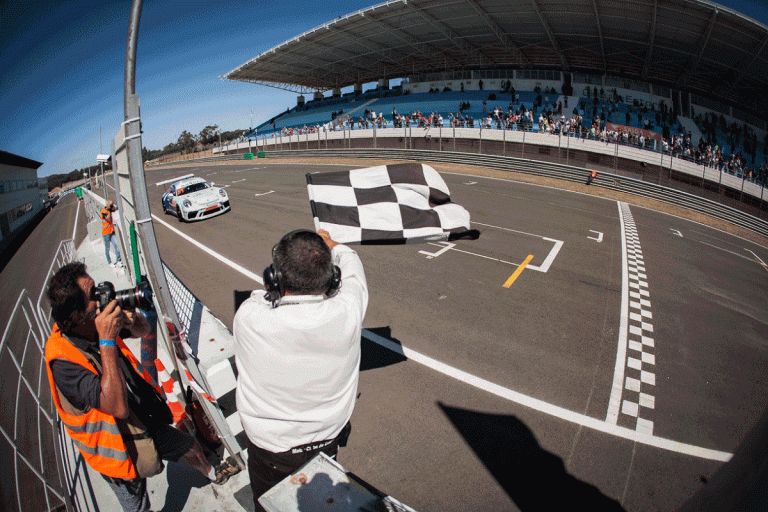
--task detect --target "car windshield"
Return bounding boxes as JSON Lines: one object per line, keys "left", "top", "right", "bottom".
{"left": 177, "top": 182, "right": 210, "bottom": 195}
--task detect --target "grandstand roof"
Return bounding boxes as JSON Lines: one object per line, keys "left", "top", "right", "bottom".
{"left": 223, "top": 0, "right": 768, "bottom": 115}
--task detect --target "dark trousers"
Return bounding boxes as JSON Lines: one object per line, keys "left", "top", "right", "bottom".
{"left": 247, "top": 423, "right": 350, "bottom": 512}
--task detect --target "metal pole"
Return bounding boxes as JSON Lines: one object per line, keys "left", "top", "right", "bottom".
{"left": 101, "top": 162, "right": 107, "bottom": 201}
{"left": 668, "top": 151, "right": 672, "bottom": 181}
{"left": 439, "top": 124, "right": 442, "bottom": 152}
{"left": 740, "top": 174, "right": 746, "bottom": 203}
{"left": 404, "top": 123, "right": 407, "bottom": 149}
{"left": 122, "top": 0, "right": 241, "bottom": 463}
{"left": 503, "top": 124, "right": 506, "bottom": 157}
{"left": 453, "top": 124, "right": 456, "bottom": 151}
{"left": 123, "top": 3, "right": 181, "bottom": 376}
{"left": 479, "top": 125, "right": 482, "bottom": 154}
{"left": 566, "top": 131, "right": 570, "bottom": 165}
{"left": 522, "top": 129, "right": 525, "bottom": 158}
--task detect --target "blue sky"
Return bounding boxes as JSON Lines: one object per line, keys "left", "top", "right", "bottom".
{"left": 2, "top": 0, "right": 767, "bottom": 177}
{"left": 1, "top": 0, "right": 377, "bottom": 176}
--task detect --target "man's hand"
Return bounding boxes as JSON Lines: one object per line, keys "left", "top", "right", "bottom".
{"left": 318, "top": 229, "right": 339, "bottom": 250}
{"left": 94, "top": 300, "right": 124, "bottom": 341}
{"left": 94, "top": 300, "right": 129, "bottom": 419}
{"left": 123, "top": 310, "right": 151, "bottom": 338}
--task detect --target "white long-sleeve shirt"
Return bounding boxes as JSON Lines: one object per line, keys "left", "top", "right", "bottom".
{"left": 234, "top": 244, "right": 368, "bottom": 453}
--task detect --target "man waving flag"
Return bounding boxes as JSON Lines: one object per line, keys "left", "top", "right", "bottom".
{"left": 307, "top": 162, "right": 479, "bottom": 244}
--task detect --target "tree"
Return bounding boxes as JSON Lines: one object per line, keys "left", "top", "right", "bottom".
{"left": 198, "top": 125, "right": 219, "bottom": 145}
{"left": 177, "top": 130, "right": 197, "bottom": 153}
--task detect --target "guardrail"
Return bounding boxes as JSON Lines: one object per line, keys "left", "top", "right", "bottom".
{"left": 36, "top": 239, "right": 76, "bottom": 332}
{"left": 1, "top": 237, "right": 89, "bottom": 512}
{"left": 152, "top": 146, "right": 768, "bottom": 239}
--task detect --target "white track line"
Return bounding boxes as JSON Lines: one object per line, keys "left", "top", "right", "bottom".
{"left": 72, "top": 199, "right": 80, "bottom": 241}
{"left": 151, "top": 214, "right": 262, "bottom": 283}
{"left": 607, "top": 201, "right": 631, "bottom": 425}
{"left": 364, "top": 330, "right": 730, "bottom": 462}
{"left": 153, "top": 178, "right": 732, "bottom": 463}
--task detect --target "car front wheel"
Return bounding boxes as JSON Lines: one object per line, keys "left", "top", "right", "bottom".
{"left": 176, "top": 207, "right": 185, "bottom": 222}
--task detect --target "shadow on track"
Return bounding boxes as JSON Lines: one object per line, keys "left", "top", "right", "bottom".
{"left": 0, "top": 207, "right": 49, "bottom": 273}
{"left": 438, "top": 402, "right": 625, "bottom": 511}
{"left": 361, "top": 326, "right": 407, "bottom": 372}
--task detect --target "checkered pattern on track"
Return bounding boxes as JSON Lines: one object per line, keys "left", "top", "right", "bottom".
{"left": 617, "top": 202, "right": 657, "bottom": 434}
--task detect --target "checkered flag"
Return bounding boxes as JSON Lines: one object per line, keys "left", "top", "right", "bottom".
{"left": 307, "top": 162, "right": 479, "bottom": 244}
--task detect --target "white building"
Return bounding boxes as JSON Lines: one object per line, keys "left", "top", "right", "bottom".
{"left": 0, "top": 150, "right": 45, "bottom": 248}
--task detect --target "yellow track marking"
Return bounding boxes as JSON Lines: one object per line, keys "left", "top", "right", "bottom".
{"left": 503, "top": 255, "right": 534, "bottom": 288}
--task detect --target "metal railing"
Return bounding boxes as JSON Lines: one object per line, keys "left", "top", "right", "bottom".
{"left": 246, "top": 146, "right": 768, "bottom": 238}
{"left": 3, "top": 239, "right": 104, "bottom": 512}
{"left": 163, "top": 262, "right": 199, "bottom": 340}
{"left": 36, "top": 239, "right": 77, "bottom": 333}
{"left": 0, "top": 288, "right": 71, "bottom": 512}
{"left": 154, "top": 128, "right": 768, "bottom": 237}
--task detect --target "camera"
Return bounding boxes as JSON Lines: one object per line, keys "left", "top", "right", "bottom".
{"left": 91, "top": 280, "right": 153, "bottom": 311}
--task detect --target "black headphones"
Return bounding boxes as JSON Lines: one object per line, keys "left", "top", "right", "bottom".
{"left": 263, "top": 230, "right": 341, "bottom": 307}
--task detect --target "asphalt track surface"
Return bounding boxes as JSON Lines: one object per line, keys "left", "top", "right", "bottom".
{"left": 0, "top": 193, "right": 87, "bottom": 512}
{"left": 71, "top": 163, "right": 768, "bottom": 510}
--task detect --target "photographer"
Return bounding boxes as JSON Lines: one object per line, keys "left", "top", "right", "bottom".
{"left": 234, "top": 229, "right": 368, "bottom": 510}
{"left": 45, "top": 262, "right": 236, "bottom": 512}
{"left": 101, "top": 200, "right": 123, "bottom": 268}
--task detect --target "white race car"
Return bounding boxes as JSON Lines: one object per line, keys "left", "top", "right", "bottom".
{"left": 161, "top": 176, "right": 230, "bottom": 222}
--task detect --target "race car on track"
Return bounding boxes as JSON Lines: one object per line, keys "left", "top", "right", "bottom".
{"left": 161, "top": 176, "right": 230, "bottom": 222}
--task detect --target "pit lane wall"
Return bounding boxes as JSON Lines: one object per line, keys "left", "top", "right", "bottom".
{"left": 81, "top": 190, "right": 247, "bottom": 458}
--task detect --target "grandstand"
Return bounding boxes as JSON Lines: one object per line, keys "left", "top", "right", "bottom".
{"left": 225, "top": 0, "right": 768, "bottom": 184}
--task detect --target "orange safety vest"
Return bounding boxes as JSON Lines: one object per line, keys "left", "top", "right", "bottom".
{"left": 101, "top": 207, "right": 114, "bottom": 235}
{"left": 45, "top": 325, "right": 162, "bottom": 479}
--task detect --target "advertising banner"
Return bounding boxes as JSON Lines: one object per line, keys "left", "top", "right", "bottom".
{"left": 606, "top": 122, "right": 662, "bottom": 141}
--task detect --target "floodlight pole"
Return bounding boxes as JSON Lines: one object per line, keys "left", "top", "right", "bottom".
{"left": 122, "top": 0, "right": 242, "bottom": 462}
{"left": 122, "top": 0, "right": 182, "bottom": 368}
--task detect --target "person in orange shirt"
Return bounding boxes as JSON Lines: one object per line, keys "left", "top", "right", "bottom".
{"left": 45, "top": 263, "right": 238, "bottom": 511}
{"left": 101, "top": 200, "right": 123, "bottom": 268}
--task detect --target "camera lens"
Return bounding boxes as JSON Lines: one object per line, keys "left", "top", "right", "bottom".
{"left": 114, "top": 281, "right": 153, "bottom": 311}
{"left": 93, "top": 280, "right": 153, "bottom": 311}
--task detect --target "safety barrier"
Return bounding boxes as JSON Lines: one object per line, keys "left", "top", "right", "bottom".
{"left": 36, "top": 239, "right": 76, "bottom": 332}
{"left": 4, "top": 225, "right": 245, "bottom": 512}
{"left": 0, "top": 236, "right": 88, "bottom": 512}
{"left": 279, "top": 148, "right": 768, "bottom": 237}
{"left": 162, "top": 262, "right": 199, "bottom": 343}
{"left": 156, "top": 144, "right": 767, "bottom": 238}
